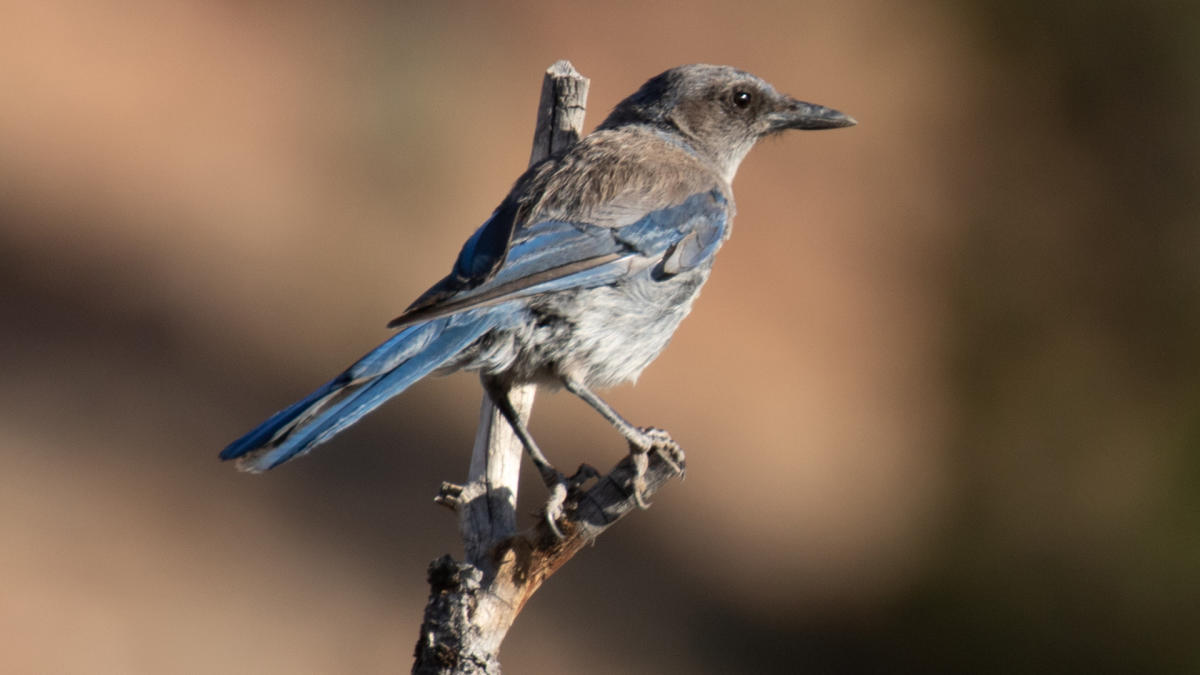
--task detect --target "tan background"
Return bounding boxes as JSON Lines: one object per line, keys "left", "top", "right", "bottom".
{"left": 2, "top": 1, "right": 1197, "bottom": 672}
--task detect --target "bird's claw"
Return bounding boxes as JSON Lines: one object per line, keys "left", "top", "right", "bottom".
{"left": 627, "top": 426, "right": 686, "bottom": 508}
{"left": 632, "top": 426, "right": 686, "bottom": 475}
{"left": 630, "top": 449, "right": 650, "bottom": 509}
{"left": 541, "top": 465, "right": 601, "bottom": 537}
{"left": 543, "top": 477, "right": 568, "bottom": 539}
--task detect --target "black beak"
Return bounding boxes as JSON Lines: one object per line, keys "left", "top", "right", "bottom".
{"left": 768, "top": 98, "right": 856, "bottom": 131}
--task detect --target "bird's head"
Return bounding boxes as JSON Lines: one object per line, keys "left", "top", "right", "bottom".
{"left": 600, "top": 64, "right": 855, "bottom": 182}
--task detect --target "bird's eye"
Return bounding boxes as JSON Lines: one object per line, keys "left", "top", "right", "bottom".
{"left": 732, "top": 90, "right": 752, "bottom": 108}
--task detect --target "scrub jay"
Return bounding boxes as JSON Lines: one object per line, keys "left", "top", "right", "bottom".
{"left": 221, "top": 64, "right": 854, "bottom": 530}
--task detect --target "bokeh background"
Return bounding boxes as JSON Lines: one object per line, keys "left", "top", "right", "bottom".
{"left": 2, "top": 1, "right": 1198, "bottom": 673}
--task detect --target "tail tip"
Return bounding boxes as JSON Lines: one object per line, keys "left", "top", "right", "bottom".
{"left": 218, "top": 443, "right": 271, "bottom": 473}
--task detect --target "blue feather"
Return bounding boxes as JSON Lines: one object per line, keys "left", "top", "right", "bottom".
{"left": 221, "top": 311, "right": 502, "bottom": 471}
{"left": 221, "top": 63, "right": 853, "bottom": 475}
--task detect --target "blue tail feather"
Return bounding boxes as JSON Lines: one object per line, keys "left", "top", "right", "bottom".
{"left": 221, "top": 311, "right": 498, "bottom": 472}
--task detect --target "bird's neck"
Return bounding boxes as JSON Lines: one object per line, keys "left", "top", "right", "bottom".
{"left": 639, "top": 124, "right": 741, "bottom": 187}
{"left": 650, "top": 120, "right": 752, "bottom": 185}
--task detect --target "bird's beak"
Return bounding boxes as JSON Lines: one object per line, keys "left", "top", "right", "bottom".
{"left": 768, "top": 98, "right": 856, "bottom": 131}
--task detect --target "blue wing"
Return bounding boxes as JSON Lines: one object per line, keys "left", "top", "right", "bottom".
{"left": 392, "top": 187, "right": 729, "bottom": 326}
{"left": 222, "top": 186, "right": 729, "bottom": 471}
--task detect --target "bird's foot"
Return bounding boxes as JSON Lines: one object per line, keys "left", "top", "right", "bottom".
{"left": 630, "top": 447, "right": 651, "bottom": 509}
{"left": 627, "top": 427, "right": 687, "bottom": 508}
{"left": 539, "top": 465, "right": 599, "bottom": 540}
{"left": 631, "top": 426, "right": 686, "bottom": 476}
{"left": 542, "top": 474, "right": 568, "bottom": 539}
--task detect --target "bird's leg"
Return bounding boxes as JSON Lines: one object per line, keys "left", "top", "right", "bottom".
{"left": 482, "top": 378, "right": 567, "bottom": 538}
{"left": 560, "top": 376, "right": 686, "bottom": 508}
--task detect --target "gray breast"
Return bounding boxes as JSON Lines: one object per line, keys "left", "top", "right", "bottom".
{"left": 450, "top": 261, "right": 713, "bottom": 389}
{"left": 537, "top": 262, "right": 713, "bottom": 388}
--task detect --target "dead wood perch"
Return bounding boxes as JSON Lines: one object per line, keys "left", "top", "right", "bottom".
{"left": 411, "top": 61, "right": 685, "bottom": 675}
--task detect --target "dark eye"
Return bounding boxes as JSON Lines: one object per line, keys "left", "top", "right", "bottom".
{"left": 732, "top": 90, "right": 752, "bottom": 108}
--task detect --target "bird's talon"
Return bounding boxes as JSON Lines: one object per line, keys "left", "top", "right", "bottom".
{"left": 633, "top": 474, "right": 650, "bottom": 509}
{"left": 628, "top": 446, "right": 652, "bottom": 508}
{"left": 543, "top": 480, "right": 568, "bottom": 539}
{"left": 657, "top": 444, "right": 687, "bottom": 477}
{"left": 630, "top": 426, "right": 686, "bottom": 477}
{"left": 632, "top": 426, "right": 676, "bottom": 450}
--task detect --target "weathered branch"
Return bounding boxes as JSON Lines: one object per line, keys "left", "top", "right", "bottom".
{"left": 412, "top": 61, "right": 685, "bottom": 675}
{"left": 455, "top": 59, "right": 591, "bottom": 570}
{"left": 415, "top": 448, "right": 683, "bottom": 674}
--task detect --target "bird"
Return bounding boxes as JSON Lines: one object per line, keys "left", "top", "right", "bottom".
{"left": 221, "top": 64, "right": 854, "bottom": 533}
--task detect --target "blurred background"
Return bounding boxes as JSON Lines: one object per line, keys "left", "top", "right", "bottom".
{"left": 2, "top": 1, "right": 1197, "bottom": 672}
